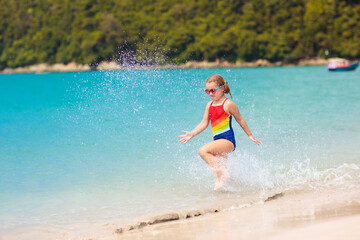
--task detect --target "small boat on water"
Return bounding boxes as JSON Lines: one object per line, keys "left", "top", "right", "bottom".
{"left": 327, "top": 58, "right": 359, "bottom": 71}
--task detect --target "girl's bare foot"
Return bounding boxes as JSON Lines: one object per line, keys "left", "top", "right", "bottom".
{"left": 214, "top": 169, "right": 229, "bottom": 191}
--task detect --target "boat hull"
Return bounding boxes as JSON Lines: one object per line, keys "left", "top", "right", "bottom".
{"left": 328, "top": 61, "right": 359, "bottom": 71}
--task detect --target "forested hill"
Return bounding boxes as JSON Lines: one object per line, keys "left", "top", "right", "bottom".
{"left": 1, "top": 0, "right": 360, "bottom": 69}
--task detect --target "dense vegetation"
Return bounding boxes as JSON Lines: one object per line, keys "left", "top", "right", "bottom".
{"left": 0, "top": 0, "right": 360, "bottom": 69}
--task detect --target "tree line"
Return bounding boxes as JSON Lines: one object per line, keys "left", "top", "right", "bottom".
{"left": 0, "top": 0, "right": 359, "bottom": 69}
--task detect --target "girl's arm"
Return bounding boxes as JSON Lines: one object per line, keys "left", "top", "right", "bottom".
{"left": 226, "top": 101, "right": 261, "bottom": 146}
{"left": 178, "top": 102, "right": 211, "bottom": 144}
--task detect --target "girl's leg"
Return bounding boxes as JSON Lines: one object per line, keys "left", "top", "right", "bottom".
{"left": 198, "top": 139, "right": 234, "bottom": 191}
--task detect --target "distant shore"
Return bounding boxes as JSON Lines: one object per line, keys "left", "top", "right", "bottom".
{"left": 0, "top": 62, "right": 91, "bottom": 74}
{"left": 0, "top": 58, "right": 329, "bottom": 74}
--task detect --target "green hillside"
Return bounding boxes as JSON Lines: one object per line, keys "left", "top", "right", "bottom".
{"left": 0, "top": 0, "right": 359, "bottom": 69}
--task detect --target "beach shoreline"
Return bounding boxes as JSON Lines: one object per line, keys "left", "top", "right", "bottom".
{"left": 115, "top": 188, "right": 360, "bottom": 240}
{"left": 114, "top": 188, "right": 360, "bottom": 240}
{"left": 3, "top": 187, "right": 360, "bottom": 240}
{"left": 0, "top": 58, "right": 329, "bottom": 74}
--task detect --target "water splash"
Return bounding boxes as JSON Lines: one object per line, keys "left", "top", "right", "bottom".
{"left": 111, "top": 40, "right": 173, "bottom": 69}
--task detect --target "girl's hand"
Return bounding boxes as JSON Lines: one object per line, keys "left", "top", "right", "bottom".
{"left": 249, "top": 135, "right": 261, "bottom": 146}
{"left": 178, "top": 131, "right": 193, "bottom": 144}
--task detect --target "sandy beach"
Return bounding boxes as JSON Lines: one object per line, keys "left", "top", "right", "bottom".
{"left": 113, "top": 188, "right": 360, "bottom": 240}
{"left": 3, "top": 187, "right": 359, "bottom": 240}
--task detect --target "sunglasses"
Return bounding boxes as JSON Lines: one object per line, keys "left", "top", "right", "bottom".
{"left": 204, "top": 84, "right": 224, "bottom": 94}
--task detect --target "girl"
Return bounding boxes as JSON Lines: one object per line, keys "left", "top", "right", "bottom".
{"left": 178, "top": 74, "right": 261, "bottom": 191}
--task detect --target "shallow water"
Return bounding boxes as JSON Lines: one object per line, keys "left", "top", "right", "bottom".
{"left": 1, "top": 67, "right": 360, "bottom": 232}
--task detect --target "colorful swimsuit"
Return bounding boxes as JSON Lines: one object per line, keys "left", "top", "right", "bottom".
{"left": 209, "top": 98, "right": 236, "bottom": 149}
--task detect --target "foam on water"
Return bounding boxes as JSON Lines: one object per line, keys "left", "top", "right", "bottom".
{"left": 114, "top": 159, "right": 360, "bottom": 234}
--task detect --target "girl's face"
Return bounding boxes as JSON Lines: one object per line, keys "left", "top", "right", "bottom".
{"left": 205, "top": 82, "right": 224, "bottom": 100}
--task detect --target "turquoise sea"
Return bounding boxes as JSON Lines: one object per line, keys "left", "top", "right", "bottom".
{"left": 1, "top": 67, "right": 360, "bottom": 234}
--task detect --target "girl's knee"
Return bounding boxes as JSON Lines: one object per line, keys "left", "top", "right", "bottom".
{"left": 198, "top": 146, "right": 208, "bottom": 157}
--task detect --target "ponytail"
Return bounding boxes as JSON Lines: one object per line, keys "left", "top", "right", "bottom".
{"left": 224, "top": 81, "right": 233, "bottom": 99}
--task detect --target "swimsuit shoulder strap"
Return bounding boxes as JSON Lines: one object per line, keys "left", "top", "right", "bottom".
{"left": 222, "top": 98, "right": 228, "bottom": 106}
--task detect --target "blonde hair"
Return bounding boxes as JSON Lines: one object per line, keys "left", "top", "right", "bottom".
{"left": 206, "top": 74, "right": 233, "bottom": 99}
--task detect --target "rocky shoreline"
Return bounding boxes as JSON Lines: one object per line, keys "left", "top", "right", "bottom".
{"left": 1, "top": 62, "right": 91, "bottom": 74}
{"left": 1, "top": 58, "right": 329, "bottom": 74}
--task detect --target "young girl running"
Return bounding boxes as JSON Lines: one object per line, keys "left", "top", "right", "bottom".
{"left": 178, "top": 74, "right": 261, "bottom": 191}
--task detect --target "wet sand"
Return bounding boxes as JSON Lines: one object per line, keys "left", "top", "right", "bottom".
{"left": 116, "top": 189, "right": 360, "bottom": 240}
{"left": 2, "top": 188, "right": 360, "bottom": 240}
